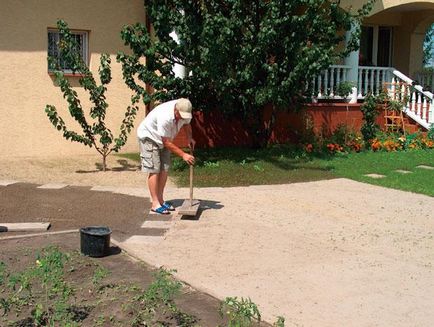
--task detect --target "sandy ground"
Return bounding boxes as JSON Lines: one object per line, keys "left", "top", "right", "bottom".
{"left": 0, "top": 153, "right": 163, "bottom": 188}
{"left": 1, "top": 154, "right": 434, "bottom": 326}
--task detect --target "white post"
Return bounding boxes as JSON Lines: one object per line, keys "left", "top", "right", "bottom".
{"left": 169, "top": 31, "right": 186, "bottom": 79}
{"left": 344, "top": 22, "right": 360, "bottom": 103}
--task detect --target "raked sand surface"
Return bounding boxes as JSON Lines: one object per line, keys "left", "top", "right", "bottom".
{"left": 1, "top": 154, "right": 434, "bottom": 326}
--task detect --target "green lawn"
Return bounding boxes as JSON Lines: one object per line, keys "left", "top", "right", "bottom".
{"left": 118, "top": 147, "right": 434, "bottom": 196}
{"left": 328, "top": 150, "right": 434, "bottom": 196}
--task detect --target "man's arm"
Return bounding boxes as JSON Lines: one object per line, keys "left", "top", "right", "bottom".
{"left": 162, "top": 135, "right": 195, "bottom": 165}
{"left": 184, "top": 124, "right": 196, "bottom": 151}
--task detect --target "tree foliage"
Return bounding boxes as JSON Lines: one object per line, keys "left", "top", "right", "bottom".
{"left": 423, "top": 23, "right": 434, "bottom": 67}
{"left": 118, "top": 0, "right": 374, "bottom": 147}
{"left": 45, "top": 20, "right": 138, "bottom": 171}
{"left": 360, "top": 93, "right": 381, "bottom": 146}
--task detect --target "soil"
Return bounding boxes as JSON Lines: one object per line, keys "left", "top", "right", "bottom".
{"left": 0, "top": 182, "right": 147, "bottom": 242}
{"left": 0, "top": 233, "right": 226, "bottom": 326}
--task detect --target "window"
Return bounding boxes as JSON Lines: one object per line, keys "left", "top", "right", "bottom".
{"left": 48, "top": 29, "right": 88, "bottom": 73}
{"left": 359, "top": 26, "right": 374, "bottom": 66}
{"left": 377, "top": 27, "right": 393, "bottom": 67}
{"left": 359, "top": 25, "right": 393, "bottom": 67}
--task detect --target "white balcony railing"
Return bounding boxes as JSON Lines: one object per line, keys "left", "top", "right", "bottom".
{"left": 311, "top": 65, "right": 351, "bottom": 98}
{"left": 357, "top": 66, "right": 393, "bottom": 98}
{"left": 312, "top": 65, "right": 393, "bottom": 99}
{"left": 312, "top": 65, "right": 433, "bottom": 129}
{"left": 414, "top": 70, "right": 434, "bottom": 93}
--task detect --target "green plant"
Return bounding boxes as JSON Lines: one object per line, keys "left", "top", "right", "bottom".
{"left": 132, "top": 268, "right": 197, "bottom": 326}
{"left": 172, "top": 156, "right": 189, "bottom": 171}
{"left": 373, "top": 131, "right": 434, "bottom": 151}
{"left": 94, "top": 314, "right": 106, "bottom": 326}
{"left": 427, "top": 126, "right": 434, "bottom": 141}
{"left": 220, "top": 297, "right": 261, "bottom": 327}
{"left": 253, "top": 164, "right": 265, "bottom": 172}
{"left": 118, "top": 0, "right": 374, "bottom": 148}
{"left": 386, "top": 98, "right": 408, "bottom": 112}
{"left": 92, "top": 266, "right": 110, "bottom": 287}
{"left": 204, "top": 161, "right": 220, "bottom": 168}
{"left": 273, "top": 316, "right": 285, "bottom": 327}
{"left": 423, "top": 24, "right": 434, "bottom": 66}
{"left": 360, "top": 93, "right": 380, "bottom": 146}
{"left": 2, "top": 246, "right": 76, "bottom": 326}
{"left": 45, "top": 20, "right": 138, "bottom": 171}
{"left": 143, "top": 268, "right": 181, "bottom": 308}
{"left": 0, "top": 262, "right": 6, "bottom": 287}
{"left": 336, "top": 81, "right": 355, "bottom": 98}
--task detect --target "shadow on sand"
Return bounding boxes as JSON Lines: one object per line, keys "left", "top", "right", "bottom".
{"left": 76, "top": 159, "right": 140, "bottom": 173}
{"left": 166, "top": 199, "right": 224, "bottom": 221}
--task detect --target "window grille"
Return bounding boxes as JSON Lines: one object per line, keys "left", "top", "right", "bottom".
{"left": 48, "top": 29, "right": 88, "bottom": 73}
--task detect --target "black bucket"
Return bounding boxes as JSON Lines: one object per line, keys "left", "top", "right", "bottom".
{"left": 80, "top": 226, "right": 112, "bottom": 257}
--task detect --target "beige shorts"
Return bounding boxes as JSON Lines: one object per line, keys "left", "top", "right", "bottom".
{"left": 138, "top": 138, "right": 171, "bottom": 173}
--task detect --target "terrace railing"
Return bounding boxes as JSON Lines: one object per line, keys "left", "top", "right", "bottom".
{"left": 311, "top": 65, "right": 351, "bottom": 98}
{"left": 414, "top": 70, "right": 434, "bottom": 93}
{"left": 390, "top": 70, "right": 433, "bottom": 130}
{"left": 312, "top": 65, "right": 433, "bottom": 129}
{"left": 357, "top": 66, "right": 393, "bottom": 98}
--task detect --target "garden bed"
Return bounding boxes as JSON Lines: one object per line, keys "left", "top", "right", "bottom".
{"left": 0, "top": 233, "right": 225, "bottom": 326}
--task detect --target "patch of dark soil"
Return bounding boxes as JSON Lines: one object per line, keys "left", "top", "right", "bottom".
{"left": 0, "top": 183, "right": 150, "bottom": 241}
{"left": 0, "top": 233, "right": 226, "bottom": 326}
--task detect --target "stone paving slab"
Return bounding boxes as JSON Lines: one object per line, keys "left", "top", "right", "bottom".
{"left": 0, "top": 222, "right": 51, "bottom": 232}
{"left": 120, "top": 235, "right": 164, "bottom": 245}
{"left": 0, "top": 180, "right": 19, "bottom": 186}
{"left": 144, "top": 213, "right": 173, "bottom": 221}
{"left": 147, "top": 211, "right": 174, "bottom": 219}
{"left": 394, "top": 170, "right": 412, "bottom": 174}
{"left": 416, "top": 165, "right": 434, "bottom": 170}
{"left": 141, "top": 221, "right": 173, "bottom": 229}
{"left": 37, "top": 183, "right": 68, "bottom": 189}
{"left": 90, "top": 185, "right": 118, "bottom": 192}
{"left": 364, "top": 173, "right": 386, "bottom": 179}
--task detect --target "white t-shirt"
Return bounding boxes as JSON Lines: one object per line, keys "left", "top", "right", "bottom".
{"left": 137, "top": 100, "right": 191, "bottom": 148}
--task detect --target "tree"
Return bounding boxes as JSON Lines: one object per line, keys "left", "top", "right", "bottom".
{"left": 118, "top": 0, "right": 374, "bottom": 147}
{"left": 423, "top": 24, "right": 434, "bottom": 67}
{"left": 45, "top": 20, "right": 138, "bottom": 171}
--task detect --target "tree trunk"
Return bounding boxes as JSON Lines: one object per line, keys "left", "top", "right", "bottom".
{"left": 102, "top": 154, "right": 107, "bottom": 172}
{"left": 263, "top": 106, "right": 276, "bottom": 146}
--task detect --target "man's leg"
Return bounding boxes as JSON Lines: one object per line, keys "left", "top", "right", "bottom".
{"left": 148, "top": 172, "right": 161, "bottom": 210}
{"left": 159, "top": 148, "right": 171, "bottom": 204}
{"left": 158, "top": 170, "right": 168, "bottom": 203}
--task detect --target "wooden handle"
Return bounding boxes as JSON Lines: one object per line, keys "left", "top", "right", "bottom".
{"left": 189, "top": 147, "right": 194, "bottom": 206}
{"left": 189, "top": 164, "right": 193, "bottom": 205}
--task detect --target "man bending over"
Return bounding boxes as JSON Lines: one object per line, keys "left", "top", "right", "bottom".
{"left": 137, "top": 98, "right": 195, "bottom": 214}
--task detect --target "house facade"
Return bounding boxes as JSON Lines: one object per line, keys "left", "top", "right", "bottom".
{"left": 1, "top": 0, "right": 433, "bottom": 157}
{"left": 0, "top": 0, "right": 147, "bottom": 157}
{"left": 313, "top": 0, "right": 434, "bottom": 131}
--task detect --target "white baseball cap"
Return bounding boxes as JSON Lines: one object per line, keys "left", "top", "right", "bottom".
{"left": 176, "top": 98, "right": 193, "bottom": 119}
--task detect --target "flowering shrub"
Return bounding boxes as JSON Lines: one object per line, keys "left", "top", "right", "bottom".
{"left": 305, "top": 143, "right": 314, "bottom": 153}
{"left": 302, "top": 127, "right": 433, "bottom": 155}
{"left": 371, "top": 132, "right": 434, "bottom": 151}
{"left": 326, "top": 143, "right": 344, "bottom": 153}
{"left": 346, "top": 140, "right": 363, "bottom": 152}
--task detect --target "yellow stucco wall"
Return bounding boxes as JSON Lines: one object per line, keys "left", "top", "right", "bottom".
{"left": 342, "top": 0, "right": 434, "bottom": 76}
{"left": 341, "top": 0, "right": 434, "bottom": 16}
{"left": 0, "top": 0, "right": 147, "bottom": 157}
